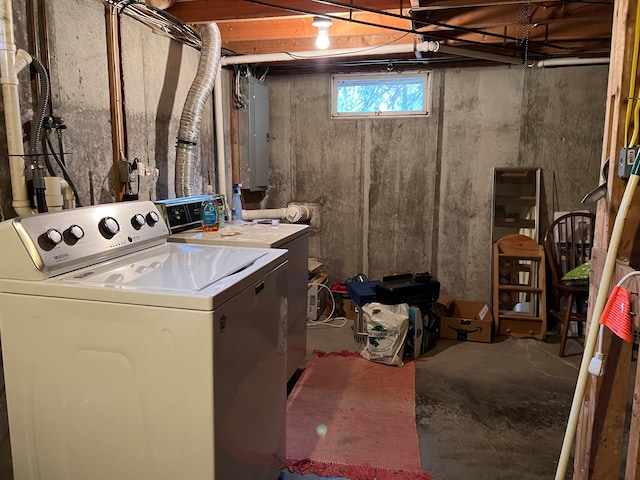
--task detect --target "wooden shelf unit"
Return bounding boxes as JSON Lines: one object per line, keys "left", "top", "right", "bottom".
{"left": 493, "top": 234, "right": 547, "bottom": 340}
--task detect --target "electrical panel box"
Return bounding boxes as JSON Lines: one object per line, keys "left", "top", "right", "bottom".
{"left": 618, "top": 145, "right": 638, "bottom": 179}
{"left": 239, "top": 81, "right": 270, "bottom": 192}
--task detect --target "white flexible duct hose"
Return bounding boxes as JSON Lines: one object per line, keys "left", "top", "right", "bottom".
{"left": 175, "top": 23, "right": 221, "bottom": 197}
{"left": 0, "top": 0, "right": 32, "bottom": 216}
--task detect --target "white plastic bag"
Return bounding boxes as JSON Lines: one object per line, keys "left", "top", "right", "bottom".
{"left": 360, "top": 302, "right": 410, "bottom": 366}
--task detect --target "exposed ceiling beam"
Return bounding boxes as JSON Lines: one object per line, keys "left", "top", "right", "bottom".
{"left": 165, "top": 0, "right": 613, "bottom": 64}
{"left": 412, "top": 0, "right": 590, "bottom": 10}
{"left": 413, "top": 2, "right": 611, "bottom": 28}
{"left": 167, "top": 0, "right": 410, "bottom": 22}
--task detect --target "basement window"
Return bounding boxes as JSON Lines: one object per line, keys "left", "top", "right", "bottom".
{"left": 332, "top": 72, "right": 431, "bottom": 118}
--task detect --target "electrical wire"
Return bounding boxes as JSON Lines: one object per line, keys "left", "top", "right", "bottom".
{"left": 102, "top": 0, "right": 201, "bottom": 50}
{"left": 624, "top": 0, "right": 640, "bottom": 147}
{"left": 630, "top": 96, "right": 640, "bottom": 147}
{"left": 307, "top": 282, "right": 348, "bottom": 328}
{"left": 233, "top": 66, "right": 249, "bottom": 109}
{"left": 592, "top": 270, "right": 640, "bottom": 366}
{"left": 284, "top": 33, "right": 411, "bottom": 61}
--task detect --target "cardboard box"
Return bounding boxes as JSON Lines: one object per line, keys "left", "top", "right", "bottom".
{"left": 332, "top": 293, "right": 357, "bottom": 320}
{"left": 307, "top": 273, "right": 328, "bottom": 320}
{"left": 437, "top": 290, "right": 455, "bottom": 317}
{"left": 308, "top": 258, "right": 325, "bottom": 277}
{"left": 440, "top": 300, "right": 493, "bottom": 343}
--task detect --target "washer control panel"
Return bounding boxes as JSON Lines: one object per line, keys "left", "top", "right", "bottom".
{"left": 11, "top": 201, "right": 170, "bottom": 276}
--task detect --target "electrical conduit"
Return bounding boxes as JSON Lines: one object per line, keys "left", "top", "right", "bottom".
{"left": 175, "top": 23, "right": 221, "bottom": 198}
{"left": 0, "top": 0, "right": 33, "bottom": 216}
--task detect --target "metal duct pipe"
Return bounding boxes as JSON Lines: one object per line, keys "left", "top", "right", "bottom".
{"left": 0, "top": 0, "right": 33, "bottom": 216}
{"left": 175, "top": 23, "right": 221, "bottom": 198}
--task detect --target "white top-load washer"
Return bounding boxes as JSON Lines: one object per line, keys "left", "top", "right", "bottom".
{"left": 0, "top": 201, "right": 287, "bottom": 480}
{"left": 155, "top": 196, "right": 309, "bottom": 380}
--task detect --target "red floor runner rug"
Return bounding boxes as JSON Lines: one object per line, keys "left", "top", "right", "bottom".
{"left": 286, "top": 351, "right": 433, "bottom": 480}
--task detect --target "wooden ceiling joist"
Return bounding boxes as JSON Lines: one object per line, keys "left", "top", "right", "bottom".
{"left": 167, "top": 0, "right": 613, "bottom": 68}
{"left": 167, "top": 0, "right": 411, "bottom": 23}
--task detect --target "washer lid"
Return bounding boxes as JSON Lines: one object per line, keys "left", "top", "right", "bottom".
{"left": 59, "top": 243, "right": 268, "bottom": 293}
{"left": 170, "top": 223, "right": 309, "bottom": 248}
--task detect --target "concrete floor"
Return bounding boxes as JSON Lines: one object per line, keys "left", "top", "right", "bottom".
{"left": 0, "top": 320, "right": 584, "bottom": 480}
{"left": 281, "top": 319, "right": 584, "bottom": 480}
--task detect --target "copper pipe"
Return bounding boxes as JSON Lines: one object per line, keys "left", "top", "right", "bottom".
{"left": 105, "top": 4, "right": 127, "bottom": 202}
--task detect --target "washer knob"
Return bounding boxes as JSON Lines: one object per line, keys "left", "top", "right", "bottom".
{"left": 64, "top": 224, "right": 85, "bottom": 245}
{"left": 44, "top": 228, "right": 63, "bottom": 246}
{"left": 99, "top": 216, "right": 120, "bottom": 238}
{"left": 146, "top": 210, "right": 160, "bottom": 226}
{"left": 131, "top": 213, "right": 146, "bottom": 229}
{"left": 67, "top": 224, "right": 85, "bottom": 241}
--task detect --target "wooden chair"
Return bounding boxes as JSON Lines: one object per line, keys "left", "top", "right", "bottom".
{"left": 543, "top": 212, "right": 596, "bottom": 357}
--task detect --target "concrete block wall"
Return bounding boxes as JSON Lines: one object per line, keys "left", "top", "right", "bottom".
{"left": 0, "top": 0, "right": 212, "bottom": 218}
{"left": 0, "top": 0, "right": 607, "bottom": 304}
{"left": 264, "top": 65, "right": 608, "bottom": 303}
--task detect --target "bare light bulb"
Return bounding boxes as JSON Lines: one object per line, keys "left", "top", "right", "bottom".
{"left": 316, "top": 28, "right": 330, "bottom": 49}
{"left": 312, "top": 16, "right": 332, "bottom": 50}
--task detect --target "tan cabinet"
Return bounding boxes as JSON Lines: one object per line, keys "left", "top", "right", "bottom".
{"left": 493, "top": 234, "right": 547, "bottom": 339}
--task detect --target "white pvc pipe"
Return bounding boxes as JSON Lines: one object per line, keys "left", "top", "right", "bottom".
{"left": 241, "top": 204, "right": 311, "bottom": 222}
{"left": 44, "top": 177, "right": 63, "bottom": 212}
{"left": 425, "top": 41, "right": 523, "bottom": 66}
{"left": 285, "top": 204, "right": 311, "bottom": 223}
{"left": 221, "top": 41, "right": 522, "bottom": 67}
{"left": 538, "top": 57, "right": 610, "bottom": 68}
{"left": 62, "top": 181, "right": 75, "bottom": 210}
{"left": 0, "top": 0, "right": 33, "bottom": 216}
{"left": 221, "top": 43, "right": 419, "bottom": 66}
{"left": 214, "top": 64, "right": 227, "bottom": 199}
{"left": 242, "top": 208, "right": 287, "bottom": 221}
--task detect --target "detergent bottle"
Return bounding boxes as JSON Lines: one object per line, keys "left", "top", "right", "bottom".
{"left": 231, "top": 183, "right": 243, "bottom": 222}
{"left": 201, "top": 185, "right": 219, "bottom": 232}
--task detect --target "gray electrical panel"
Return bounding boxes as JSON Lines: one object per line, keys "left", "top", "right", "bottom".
{"left": 239, "top": 81, "right": 270, "bottom": 191}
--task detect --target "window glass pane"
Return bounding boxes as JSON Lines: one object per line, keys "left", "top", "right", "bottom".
{"left": 332, "top": 72, "right": 430, "bottom": 118}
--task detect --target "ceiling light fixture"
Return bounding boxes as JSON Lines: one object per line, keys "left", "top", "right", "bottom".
{"left": 312, "top": 16, "right": 332, "bottom": 50}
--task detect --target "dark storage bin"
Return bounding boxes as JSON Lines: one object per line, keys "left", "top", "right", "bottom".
{"left": 346, "top": 280, "right": 380, "bottom": 307}
{"left": 375, "top": 273, "right": 439, "bottom": 306}
{"left": 375, "top": 273, "right": 440, "bottom": 354}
